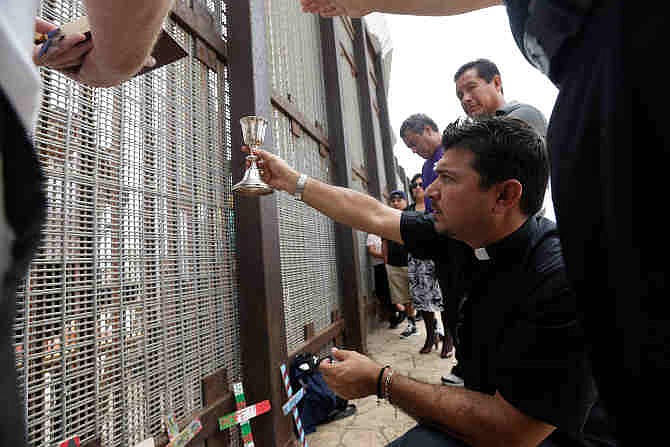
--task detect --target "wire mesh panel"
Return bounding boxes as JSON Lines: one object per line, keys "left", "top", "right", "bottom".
{"left": 365, "top": 40, "right": 388, "bottom": 196}
{"left": 335, "top": 19, "right": 366, "bottom": 183}
{"left": 267, "top": 0, "right": 328, "bottom": 136}
{"left": 14, "top": 2, "right": 241, "bottom": 446}
{"left": 335, "top": 18, "right": 374, "bottom": 300}
{"left": 272, "top": 110, "right": 339, "bottom": 352}
{"left": 266, "top": 0, "right": 341, "bottom": 352}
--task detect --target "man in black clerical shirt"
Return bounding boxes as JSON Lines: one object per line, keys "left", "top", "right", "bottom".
{"left": 244, "top": 117, "right": 616, "bottom": 446}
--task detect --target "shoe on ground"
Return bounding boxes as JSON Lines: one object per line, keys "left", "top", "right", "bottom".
{"left": 441, "top": 346, "right": 455, "bottom": 358}
{"left": 389, "top": 311, "right": 406, "bottom": 329}
{"left": 441, "top": 373, "right": 465, "bottom": 386}
{"left": 400, "top": 324, "right": 419, "bottom": 338}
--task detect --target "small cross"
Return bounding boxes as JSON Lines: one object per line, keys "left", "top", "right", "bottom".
{"left": 218, "top": 382, "right": 272, "bottom": 447}
{"left": 280, "top": 363, "right": 308, "bottom": 447}
{"left": 166, "top": 418, "right": 202, "bottom": 447}
{"left": 165, "top": 413, "right": 179, "bottom": 441}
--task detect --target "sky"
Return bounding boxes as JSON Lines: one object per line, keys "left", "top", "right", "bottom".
{"left": 375, "top": 6, "right": 559, "bottom": 220}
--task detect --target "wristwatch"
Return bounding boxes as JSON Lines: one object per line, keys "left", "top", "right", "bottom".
{"left": 294, "top": 173, "right": 308, "bottom": 201}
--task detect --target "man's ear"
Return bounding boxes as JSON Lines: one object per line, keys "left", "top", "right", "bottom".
{"left": 493, "top": 74, "right": 503, "bottom": 93}
{"left": 493, "top": 179, "right": 523, "bottom": 213}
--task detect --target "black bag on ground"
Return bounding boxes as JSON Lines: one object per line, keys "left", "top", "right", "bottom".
{"left": 289, "top": 352, "right": 356, "bottom": 434}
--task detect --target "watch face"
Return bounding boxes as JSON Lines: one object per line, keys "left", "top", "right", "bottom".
{"left": 294, "top": 174, "right": 307, "bottom": 199}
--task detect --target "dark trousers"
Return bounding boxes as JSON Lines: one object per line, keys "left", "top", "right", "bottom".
{"left": 0, "top": 88, "right": 46, "bottom": 447}
{"left": 373, "top": 263, "right": 393, "bottom": 319}
{"left": 387, "top": 425, "right": 559, "bottom": 447}
{"left": 547, "top": 1, "right": 666, "bottom": 442}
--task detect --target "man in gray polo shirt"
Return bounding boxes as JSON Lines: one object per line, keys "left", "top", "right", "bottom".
{"left": 454, "top": 58, "right": 547, "bottom": 139}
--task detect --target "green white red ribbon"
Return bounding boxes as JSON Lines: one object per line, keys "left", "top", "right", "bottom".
{"left": 218, "top": 382, "right": 271, "bottom": 447}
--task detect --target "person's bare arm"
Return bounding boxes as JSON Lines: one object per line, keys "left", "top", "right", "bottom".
{"left": 301, "top": 176, "right": 403, "bottom": 242}
{"left": 75, "top": 0, "right": 173, "bottom": 86}
{"left": 389, "top": 374, "right": 556, "bottom": 446}
{"left": 250, "top": 148, "right": 404, "bottom": 243}
{"left": 367, "top": 242, "right": 384, "bottom": 259}
{"left": 300, "top": 0, "right": 502, "bottom": 18}
{"left": 321, "top": 348, "right": 556, "bottom": 447}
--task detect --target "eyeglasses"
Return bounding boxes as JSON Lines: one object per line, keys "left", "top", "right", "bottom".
{"left": 411, "top": 182, "right": 423, "bottom": 189}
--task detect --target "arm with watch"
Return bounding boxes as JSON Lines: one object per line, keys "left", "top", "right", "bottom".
{"left": 241, "top": 147, "right": 556, "bottom": 446}
{"left": 246, "top": 147, "right": 403, "bottom": 243}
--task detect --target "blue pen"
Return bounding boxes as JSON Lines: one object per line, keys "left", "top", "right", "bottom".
{"left": 38, "top": 28, "right": 62, "bottom": 58}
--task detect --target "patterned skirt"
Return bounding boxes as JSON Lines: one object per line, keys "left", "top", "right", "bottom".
{"left": 407, "top": 254, "right": 444, "bottom": 312}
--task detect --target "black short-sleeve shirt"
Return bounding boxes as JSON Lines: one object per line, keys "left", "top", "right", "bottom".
{"left": 400, "top": 212, "right": 616, "bottom": 446}
{"left": 384, "top": 238, "right": 408, "bottom": 267}
{"left": 384, "top": 206, "right": 410, "bottom": 267}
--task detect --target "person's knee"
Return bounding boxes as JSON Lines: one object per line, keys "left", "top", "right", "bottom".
{"left": 386, "top": 425, "right": 469, "bottom": 447}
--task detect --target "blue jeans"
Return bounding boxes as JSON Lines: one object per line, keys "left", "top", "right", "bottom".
{"left": 387, "top": 425, "right": 559, "bottom": 447}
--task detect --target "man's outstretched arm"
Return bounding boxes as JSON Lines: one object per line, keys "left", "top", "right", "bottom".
{"left": 300, "top": 0, "right": 502, "bottom": 18}
{"left": 250, "top": 148, "right": 404, "bottom": 243}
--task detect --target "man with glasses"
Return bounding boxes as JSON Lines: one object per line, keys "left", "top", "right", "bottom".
{"left": 400, "top": 114, "right": 443, "bottom": 213}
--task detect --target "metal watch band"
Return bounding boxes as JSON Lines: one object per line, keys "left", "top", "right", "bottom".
{"left": 294, "top": 173, "right": 308, "bottom": 201}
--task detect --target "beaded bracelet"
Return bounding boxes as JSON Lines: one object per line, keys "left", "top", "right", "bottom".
{"left": 376, "top": 365, "right": 391, "bottom": 405}
{"left": 384, "top": 368, "right": 395, "bottom": 404}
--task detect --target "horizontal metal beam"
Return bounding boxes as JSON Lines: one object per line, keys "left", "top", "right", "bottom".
{"left": 288, "top": 318, "right": 345, "bottom": 361}
{"left": 271, "top": 92, "right": 330, "bottom": 150}
{"left": 170, "top": 0, "right": 227, "bottom": 61}
{"left": 153, "top": 392, "right": 236, "bottom": 447}
{"left": 352, "top": 165, "right": 369, "bottom": 184}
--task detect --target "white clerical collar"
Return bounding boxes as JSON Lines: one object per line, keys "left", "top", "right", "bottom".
{"left": 474, "top": 247, "right": 491, "bottom": 261}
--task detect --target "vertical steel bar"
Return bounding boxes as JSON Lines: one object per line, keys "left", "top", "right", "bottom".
{"left": 59, "top": 71, "right": 75, "bottom": 442}
{"left": 227, "top": 0, "right": 292, "bottom": 444}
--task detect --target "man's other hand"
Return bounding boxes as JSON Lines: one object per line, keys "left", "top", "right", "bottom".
{"left": 34, "top": 18, "right": 93, "bottom": 72}
{"left": 319, "top": 348, "right": 380, "bottom": 400}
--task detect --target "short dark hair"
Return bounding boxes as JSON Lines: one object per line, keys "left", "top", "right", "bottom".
{"left": 409, "top": 173, "right": 422, "bottom": 201}
{"left": 441, "top": 117, "right": 548, "bottom": 216}
{"left": 400, "top": 114, "right": 438, "bottom": 139}
{"left": 454, "top": 59, "right": 503, "bottom": 94}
